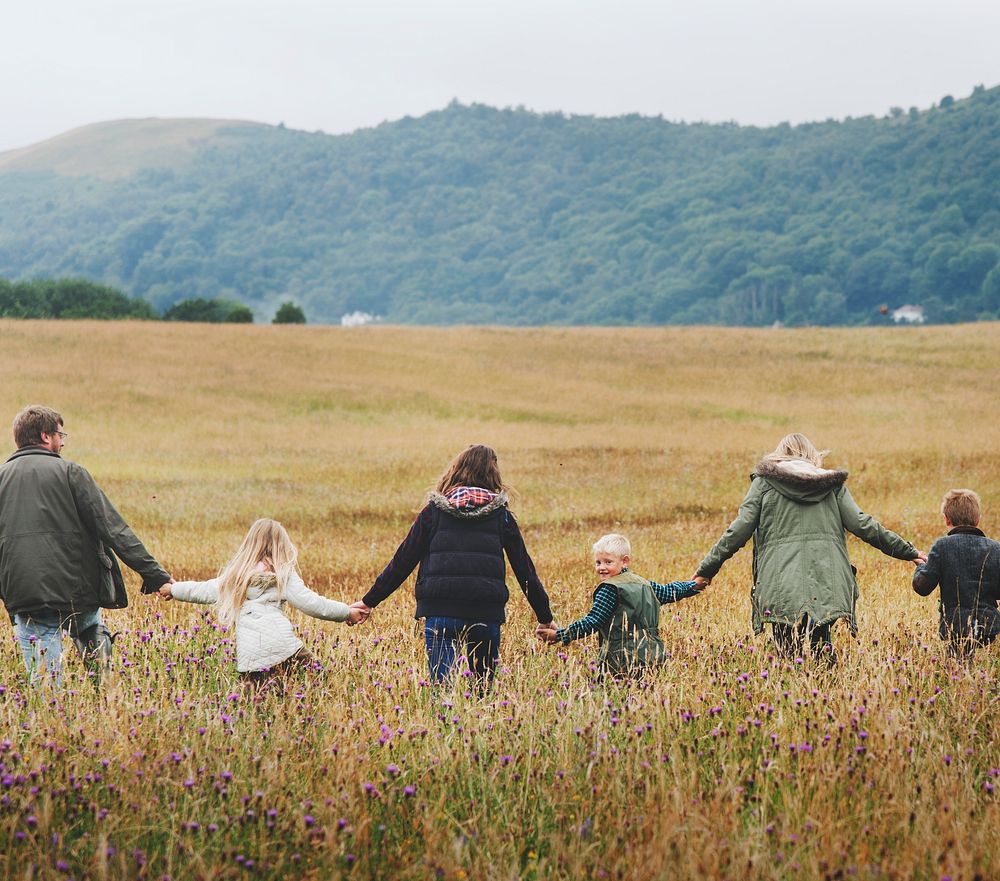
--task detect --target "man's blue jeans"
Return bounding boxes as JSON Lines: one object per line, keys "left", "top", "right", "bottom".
{"left": 13, "top": 609, "right": 111, "bottom": 685}
{"left": 423, "top": 616, "right": 501, "bottom": 683}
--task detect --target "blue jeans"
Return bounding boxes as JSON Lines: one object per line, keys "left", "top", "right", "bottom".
{"left": 13, "top": 609, "right": 111, "bottom": 685}
{"left": 423, "top": 616, "right": 501, "bottom": 684}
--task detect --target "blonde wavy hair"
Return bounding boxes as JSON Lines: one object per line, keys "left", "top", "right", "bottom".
{"left": 216, "top": 519, "right": 298, "bottom": 627}
{"left": 760, "top": 432, "right": 829, "bottom": 468}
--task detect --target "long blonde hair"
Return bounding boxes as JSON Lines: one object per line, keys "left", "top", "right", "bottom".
{"left": 216, "top": 519, "right": 298, "bottom": 627}
{"left": 760, "top": 432, "right": 829, "bottom": 468}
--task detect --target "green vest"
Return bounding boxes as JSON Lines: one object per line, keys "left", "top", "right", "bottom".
{"left": 596, "top": 572, "right": 666, "bottom": 676}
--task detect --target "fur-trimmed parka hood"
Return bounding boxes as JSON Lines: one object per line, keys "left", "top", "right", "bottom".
{"left": 753, "top": 458, "right": 848, "bottom": 503}
{"left": 427, "top": 488, "right": 509, "bottom": 519}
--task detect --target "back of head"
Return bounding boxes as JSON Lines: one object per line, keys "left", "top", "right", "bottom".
{"left": 942, "top": 489, "right": 981, "bottom": 527}
{"left": 12, "top": 405, "right": 63, "bottom": 449}
{"left": 762, "top": 432, "right": 828, "bottom": 468}
{"left": 593, "top": 533, "right": 631, "bottom": 558}
{"left": 436, "top": 444, "right": 506, "bottom": 494}
{"left": 216, "top": 518, "right": 298, "bottom": 625}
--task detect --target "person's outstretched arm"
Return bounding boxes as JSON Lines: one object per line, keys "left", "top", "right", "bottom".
{"left": 837, "top": 487, "right": 923, "bottom": 561}
{"left": 68, "top": 462, "right": 171, "bottom": 592}
{"left": 649, "top": 579, "right": 702, "bottom": 604}
{"left": 502, "top": 510, "right": 553, "bottom": 624}
{"left": 166, "top": 578, "right": 221, "bottom": 604}
{"left": 912, "top": 541, "right": 942, "bottom": 596}
{"left": 695, "top": 480, "right": 764, "bottom": 580}
{"left": 284, "top": 571, "right": 352, "bottom": 621}
{"left": 539, "top": 584, "right": 616, "bottom": 644}
{"left": 362, "top": 505, "right": 434, "bottom": 610}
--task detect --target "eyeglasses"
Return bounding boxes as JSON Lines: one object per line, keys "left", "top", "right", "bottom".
{"left": 55, "top": 430, "right": 69, "bottom": 439}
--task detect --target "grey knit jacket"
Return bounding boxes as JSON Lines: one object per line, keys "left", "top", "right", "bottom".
{"left": 913, "top": 526, "right": 1000, "bottom": 641}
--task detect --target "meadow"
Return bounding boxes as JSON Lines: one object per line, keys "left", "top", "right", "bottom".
{"left": 0, "top": 319, "right": 998, "bottom": 881}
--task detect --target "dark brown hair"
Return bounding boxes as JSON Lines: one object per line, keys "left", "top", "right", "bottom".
{"left": 435, "top": 444, "right": 507, "bottom": 494}
{"left": 12, "top": 405, "right": 63, "bottom": 449}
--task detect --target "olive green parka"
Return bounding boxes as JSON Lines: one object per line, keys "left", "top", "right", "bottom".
{"left": 696, "top": 458, "right": 918, "bottom": 633}
{"left": 0, "top": 447, "right": 169, "bottom": 616}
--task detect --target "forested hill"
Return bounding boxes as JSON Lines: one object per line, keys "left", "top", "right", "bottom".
{"left": 2, "top": 87, "right": 999, "bottom": 325}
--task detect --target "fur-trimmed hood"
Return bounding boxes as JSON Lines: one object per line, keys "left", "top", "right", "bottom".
{"left": 753, "top": 458, "right": 848, "bottom": 503}
{"left": 427, "top": 489, "right": 509, "bottom": 519}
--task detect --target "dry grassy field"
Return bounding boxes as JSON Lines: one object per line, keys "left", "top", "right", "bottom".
{"left": 1, "top": 319, "right": 998, "bottom": 881}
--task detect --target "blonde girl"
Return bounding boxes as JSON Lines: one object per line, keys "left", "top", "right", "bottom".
{"left": 160, "top": 519, "right": 365, "bottom": 682}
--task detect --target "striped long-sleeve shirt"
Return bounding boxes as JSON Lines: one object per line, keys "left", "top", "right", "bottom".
{"left": 555, "top": 576, "right": 700, "bottom": 644}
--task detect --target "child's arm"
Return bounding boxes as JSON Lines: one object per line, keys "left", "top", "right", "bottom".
{"left": 541, "top": 584, "right": 617, "bottom": 645}
{"left": 165, "top": 578, "right": 221, "bottom": 604}
{"left": 284, "top": 571, "right": 353, "bottom": 622}
{"left": 501, "top": 511, "right": 554, "bottom": 625}
{"left": 649, "top": 579, "right": 702, "bottom": 604}
{"left": 361, "top": 506, "right": 434, "bottom": 611}
{"left": 912, "top": 541, "right": 942, "bottom": 596}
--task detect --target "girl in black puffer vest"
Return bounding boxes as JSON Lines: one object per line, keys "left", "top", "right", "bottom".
{"left": 359, "top": 445, "right": 554, "bottom": 683}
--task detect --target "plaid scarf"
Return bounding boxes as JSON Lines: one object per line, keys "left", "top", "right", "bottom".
{"left": 445, "top": 486, "right": 498, "bottom": 510}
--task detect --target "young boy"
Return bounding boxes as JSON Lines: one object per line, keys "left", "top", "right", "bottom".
{"left": 536, "top": 533, "right": 704, "bottom": 676}
{"left": 913, "top": 489, "right": 1000, "bottom": 657}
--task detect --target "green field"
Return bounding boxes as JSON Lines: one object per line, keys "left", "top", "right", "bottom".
{"left": 1, "top": 320, "right": 998, "bottom": 880}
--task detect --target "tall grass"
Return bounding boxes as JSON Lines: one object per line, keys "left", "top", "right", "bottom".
{"left": 0, "top": 320, "right": 997, "bottom": 880}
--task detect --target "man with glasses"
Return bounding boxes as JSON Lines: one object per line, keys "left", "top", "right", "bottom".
{"left": 0, "top": 405, "right": 172, "bottom": 685}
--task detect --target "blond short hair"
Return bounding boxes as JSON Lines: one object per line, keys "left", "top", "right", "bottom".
{"left": 942, "top": 489, "right": 981, "bottom": 527}
{"left": 592, "top": 533, "right": 630, "bottom": 558}
{"left": 12, "top": 405, "right": 63, "bottom": 449}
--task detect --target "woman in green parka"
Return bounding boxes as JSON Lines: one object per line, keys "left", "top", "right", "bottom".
{"left": 694, "top": 433, "right": 926, "bottom": 661}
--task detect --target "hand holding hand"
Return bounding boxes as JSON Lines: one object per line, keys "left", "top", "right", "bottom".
{"left": 693, "top": 575, "right": 711, "bottom": 589}
{"left": 158, "top": 581, "right": 174, "bottom": 601}
{"left": 347, "top": 601, "right": 372, "bottom": 626}
{"left": 912, "top": 551, "right": 928, "bottom": 566}
{"left": 535, "top": 622, "right": 558, "bottom": 644}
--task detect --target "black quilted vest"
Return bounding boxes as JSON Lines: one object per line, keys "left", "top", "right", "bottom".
{"left": 414, "top": 505, "right": 510, "bottom": 623}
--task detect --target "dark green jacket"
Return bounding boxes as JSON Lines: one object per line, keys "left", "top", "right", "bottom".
{"left": 0, "top": 447, "right": 169, "bottom": 615}
{"left": 697, "top": 459, "right": 918, "bottom": 633}
{"left": 596, "top": 572, "right": 666, "bottom": 675}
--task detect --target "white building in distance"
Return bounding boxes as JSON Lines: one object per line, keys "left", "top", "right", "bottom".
{"left": 892, "top": 304, "right": 926, "bottom": 324}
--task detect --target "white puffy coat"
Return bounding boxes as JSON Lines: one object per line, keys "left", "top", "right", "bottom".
{"left": 170, "top": 570, "right": 350, "bottom": 672}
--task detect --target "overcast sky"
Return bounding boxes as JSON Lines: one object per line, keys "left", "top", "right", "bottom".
{"left": 3, "top": 0, "right": 999, "bottom": 153}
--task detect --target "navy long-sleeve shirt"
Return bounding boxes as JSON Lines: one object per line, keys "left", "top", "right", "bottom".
{"left": 363, "top": 503, "right": 553, "bottom": 623}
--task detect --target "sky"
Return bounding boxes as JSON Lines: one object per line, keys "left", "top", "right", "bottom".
{"left": 3, "top": 0, "right": 1000, "bottom": 153}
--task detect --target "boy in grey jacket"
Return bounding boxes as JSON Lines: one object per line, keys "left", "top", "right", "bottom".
{"left": 913, "top": 489, "right": 1000, "bottom": 657}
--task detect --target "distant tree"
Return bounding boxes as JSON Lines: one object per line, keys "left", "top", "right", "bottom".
{"left": 227, "top": 304, "right": 254, "bottom": 323}
{"left": 939, "top": 95, "right": 955, "bottom": 109}
{"left": 163, "top": 297, "right": 253, "bottom": 323}
{"left": 0, "top": 277, "right": 155, "bottom": 320}
{"left": 272, "top": 301, "right": 306, "bottom": 324}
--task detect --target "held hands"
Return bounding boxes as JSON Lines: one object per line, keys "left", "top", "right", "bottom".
{"left": 693, "top": 575, "right": 712, "bottom": 590}
{"left": 157, "top": 578, "right": 176, "bottom": 601}
{"left": 535, "top": 621, "right": 558, "bottom": 644}
{"left": 912, "top": 551, "right": 928, "bottom": 566}
{"left": 346, "top": 601, "right": 372, "bottom": 627}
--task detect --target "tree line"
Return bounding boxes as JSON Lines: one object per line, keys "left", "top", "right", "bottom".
{"left": 1, "top": 85, "right": 999, "bottom": 325}
{"left": 0, "top": 278, "right": 306, "bottom": 323}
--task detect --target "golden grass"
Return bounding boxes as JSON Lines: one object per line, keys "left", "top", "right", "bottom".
{"left": 0, "top": 319, "right": 998, "bottom": 880}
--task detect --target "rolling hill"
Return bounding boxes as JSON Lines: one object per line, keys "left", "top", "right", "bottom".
{"left": 1, "top": 88, "right": 998, "bottom": 325}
